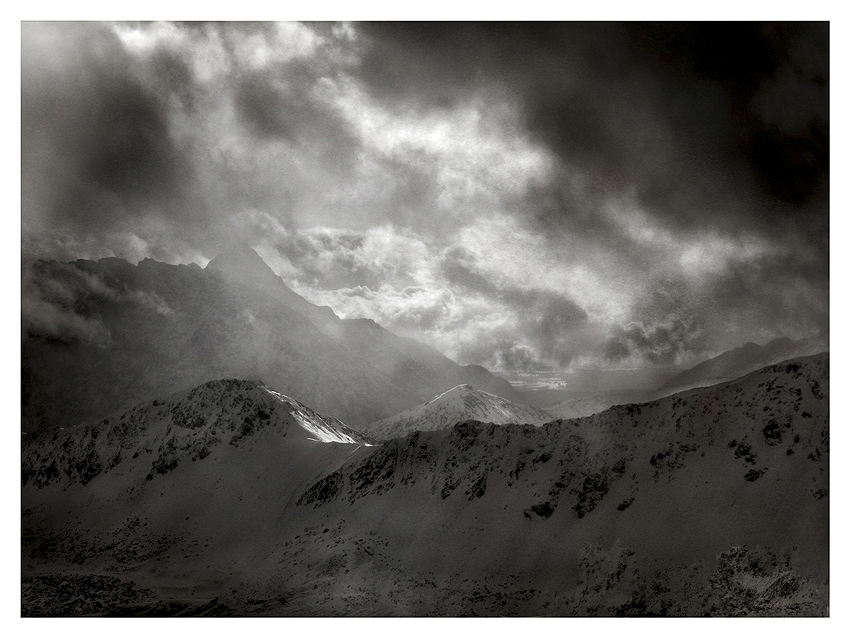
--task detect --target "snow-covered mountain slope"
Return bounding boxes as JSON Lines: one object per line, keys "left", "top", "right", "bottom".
{"left": 658, "top": 331, "right": 828, "bottom": 395}
{"left": 22, "top": 248, "right": 519, "bottom": 432}
{"left": 296, "top": 354, "right": 828, "bottom": 615}
{"left": 22, "top": 379, "right": 378, "bottom": 617}
{"left": 546, "top": 389, "right": 646, "bottom": 420}
{"left": 545, "top": 331, "right": 829, "bottom": 420}
{"left": 22, "top": 378, "right": 375, "bottom": 490}
{"left": 23, "top": 354, "right": 828, "bottom": 616}
{"left": 364, "top": 384, "right": 556, "bottom": 441}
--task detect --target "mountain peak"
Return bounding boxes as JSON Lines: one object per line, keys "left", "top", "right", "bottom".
{"left": 206, "top": 245, "right": 280, "bottom": 287}
{"left": 427, "top": 384, "right": 477, "bottom": 404}
{"left": 207, "top": 244, "right": 269, "bottom": 268}
{"left": 365, "top": 384, "right": 555, "bottom": 440}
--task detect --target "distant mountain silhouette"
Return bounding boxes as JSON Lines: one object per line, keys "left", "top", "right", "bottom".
{"left": 548, "top": 331, "right": 829, "bottom": 420}
{"left": 22, "top": 248, "right": 520, "bottom": 431}
{"left": 657, "top": 331, "right": 829, "bottom": 394}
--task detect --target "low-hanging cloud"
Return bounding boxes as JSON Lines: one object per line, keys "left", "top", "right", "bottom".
{"left": 22, "top": 260, "right": 174, "bottom": 347}
{"left": 604, "top": 315, "right": 704, "bottom": 366}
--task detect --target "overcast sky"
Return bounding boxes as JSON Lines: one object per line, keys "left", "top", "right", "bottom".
{"left": 21, "top": 21, "right": 829, "bottom": 373}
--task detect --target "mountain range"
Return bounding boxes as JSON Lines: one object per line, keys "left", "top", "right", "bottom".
{"left": 22, "top": 247, "right": 520, "bottom": 432}
{"left": 22, "top": 247, "right": 828, "bottom": 431}
{"left": 20, "top": 245, "right": 830, "bottom": 616}
{"left": 546, "top": 331, "right": 829, "bottom": 419}
{"left": 22, "top": 353, "right": 829, "bottom": 615}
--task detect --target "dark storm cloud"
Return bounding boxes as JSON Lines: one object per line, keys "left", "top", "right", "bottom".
{"left": 703, "top": 252, "right": 829, "bottom": 341}
{"left": 439, "top": 246, "right": 499, "bottom": 297}
{"left": 236, "top": 73, "right": 299, "bottom": 140}
{"left": 22, "top": 23, "right": 196, "bottom": 236}
{"left": 627, "top": 22, "right": 828, "bottom": 208}
{"left": 604, "top": 315, "right": 703, "bottom": 365}
{"left": 441, "top": 246, "right": 584, "bottom": 326}
{"left": 356, "top": 22, "right": 828, "bottom": 235}
{"left": 146, "top": 46, "right": 198, "bottom": 111}
{"left": 352, "top": 21, "right": 828, "bottom": 366}
{"left": 21, "top": 22, "right": 829, "bottom": 373}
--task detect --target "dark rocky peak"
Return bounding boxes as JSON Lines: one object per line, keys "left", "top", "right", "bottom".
{"left": 204, "top": 245, "right": 339, "bottom": 326}
{"left": 206, "top": 245, "right": 281, "bottom": 288}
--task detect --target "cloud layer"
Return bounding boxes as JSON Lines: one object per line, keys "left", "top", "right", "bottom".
{"left": 22, "top": 22, "right": 829, "bottom": 372}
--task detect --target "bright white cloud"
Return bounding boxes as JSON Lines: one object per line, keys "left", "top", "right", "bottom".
{"left": 315, "top": 76, "right": 555, "bottom": 214}
{"left": 246, "top": 218, "right": 608, "bottom": 368}
{"left": 454, "top": 215, "right": 632, "bottom": 324}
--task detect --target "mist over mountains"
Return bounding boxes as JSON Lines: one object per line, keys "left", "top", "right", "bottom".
{"left": 20, "top": 20, "right": 830, "bottom": 618}
{"left": 545, "top": 331, "right": 829, "bottom": 420}
{"left": 22, "top": 247, "right": 519, "bottom": 432}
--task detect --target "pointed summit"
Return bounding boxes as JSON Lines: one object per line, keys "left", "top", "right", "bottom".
{"left": 205, "top": 244, "right": 340, "bottom": 327}
{"left": 206, "top": 245, "right": 280, "bottom": 287}
{"left": 365, "top": 384, "right": 555, "bottom": 441}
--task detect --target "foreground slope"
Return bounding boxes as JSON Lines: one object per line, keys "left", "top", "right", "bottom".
{"left": 365, "top": 384, "right": 555, "bottom": 441}
{"left": 22, "top": 379, "right": 375, "bottom": 616}
{"left": 295, "top": 353, "right": 829, "bottom": 615}
{"left": 22, "top": 355, "right": 828, "bottom": 616}
{"left": 22, "top": 248, "right": 519, "bottom": 431}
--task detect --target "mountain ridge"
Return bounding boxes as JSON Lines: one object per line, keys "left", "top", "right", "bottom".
{"left": 22, "top": 250, "right": 521, "bottom": 431}
{"left": 23, "top": 353, "right": 829, "bottom": 616}
{"left": 658, "top": 330, "right": 829, "bottom": 393}
{"left": 365, "top": 383, "right": 555, "bottom": 441}
{"left": 22, "top": 377, "right": 377, "bottom": 491}
{"left": 545, "top": 330, "right": 829, "bottom": 420}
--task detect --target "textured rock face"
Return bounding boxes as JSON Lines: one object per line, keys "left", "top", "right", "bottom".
{"left": 291, "top": 355, "right": 828, "bottom": 615}
{"left": 22, "top": 378, "right": 374, "bottom": 490}
{"left": 22, "top": 355, "right": 828, "bottom": 616}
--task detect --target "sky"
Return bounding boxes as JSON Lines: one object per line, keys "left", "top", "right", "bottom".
{"left": 20, "top": 21, "right": 829, "bottom": 375}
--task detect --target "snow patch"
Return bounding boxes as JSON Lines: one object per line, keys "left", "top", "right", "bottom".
{"left": 262, "top": 387, "right": 373, "bottom": 445}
